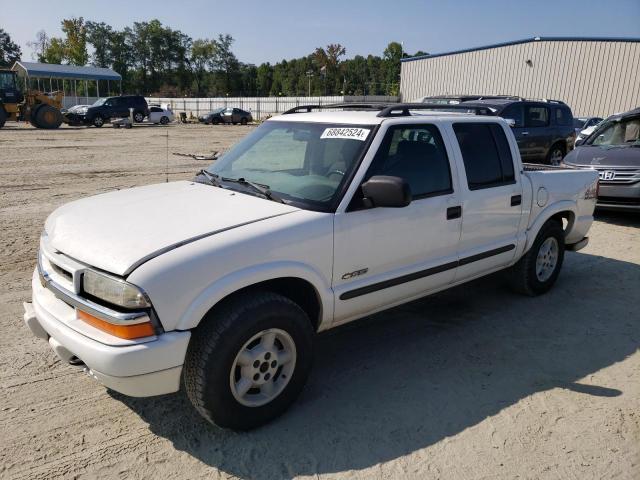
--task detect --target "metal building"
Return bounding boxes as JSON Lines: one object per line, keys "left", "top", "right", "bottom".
{"left": 400, "top": 37, "right": 640, "bottom": 117}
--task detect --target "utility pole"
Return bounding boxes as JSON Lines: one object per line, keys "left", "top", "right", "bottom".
{"left": 306, "top": 70, "right": 313, "bottom": 97}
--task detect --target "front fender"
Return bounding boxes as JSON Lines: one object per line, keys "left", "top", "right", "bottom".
{"left": 174, "top": 261, "right": 334, "bottom": 331}
{"left": 524, "top": 200, "right": 576, "bottom": 253}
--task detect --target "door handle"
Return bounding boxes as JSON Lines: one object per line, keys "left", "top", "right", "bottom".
{"left": 446, "top": 206, "right": 462, "bottom": 220}
{"left": 511, "top": 194, "right": 522, "bottom": 206}
{"left": 521, "top": 131, "right": 529, "bottom": 136}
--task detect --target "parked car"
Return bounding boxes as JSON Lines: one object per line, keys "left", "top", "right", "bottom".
{"left": 460, "top": 98, "right": 576, "bottom": 165}
{"left": 64, "top": 95, "right": 150, "bottom": 128}
{"left": 24, "top": 104, "right": 597, "bottom": 430}
{"left": 562, "top": 107, "right": 640, "bottom": 211}
{"left": 198, "top": 108, "right": 225, "bottom": 124}
{"left": 147, "top": 104, "right": 174, "bottom": 125}
{"left": 199, "top": 107, "right": 252, "bottom": 125}
{"left": 574, "top": 116, "right": 603, "bottom": 136}
{"left": 222, "top": 107, "right": 252, "bottom": 124}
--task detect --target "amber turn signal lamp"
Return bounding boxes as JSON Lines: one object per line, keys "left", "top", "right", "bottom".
{"left": 77, "top": 310, "right": 155, "bottom": 339}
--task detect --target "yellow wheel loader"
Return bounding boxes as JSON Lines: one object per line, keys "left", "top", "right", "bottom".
{"left": 0, "top": 69, "right": 64, "bottom": 129}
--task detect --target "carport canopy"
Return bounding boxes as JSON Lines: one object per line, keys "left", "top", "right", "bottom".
{"left": 11, "top": 62, "right": 121, "bottom": 82}
{"left": 11, "top": 61, "right": 122, "bottom": 99}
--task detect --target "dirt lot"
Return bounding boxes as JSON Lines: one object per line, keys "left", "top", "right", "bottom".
{"left": 1, "top": 122, "right": 638, "bottom": 480}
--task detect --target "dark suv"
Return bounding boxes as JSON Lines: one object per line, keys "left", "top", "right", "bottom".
{"left": 460, "top": 98, "right": 576, "bottom": 165}
{"left": 66, "top": 95, "right": 149, "bottom": 127}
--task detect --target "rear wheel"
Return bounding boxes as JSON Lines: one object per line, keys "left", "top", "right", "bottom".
{"left": 0, "top": 108, "right": 6, "bottom": 128}
{"left": 133, "top": 111, "right": 145, "bottom": 123}
{"left": 546, "top": 143, "right": 565, "bottom": 166}
{"left": 34, "top": 105, "right": 63, "bottom": 129}
{"left": 509, "top": 219, "right": 565, "bottom": 296}
{"left": 240, "top": 117, "right": 248, "bottom": 125}
{"left": 160, "top": 116, "right": 169, "bottom": 125}
{"left": 184, "top": 291, "right": 314, "bottom": 430}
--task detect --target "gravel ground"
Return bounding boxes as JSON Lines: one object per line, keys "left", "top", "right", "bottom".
{"left": 0, "top": 122, "right": 638, "bottom": 480}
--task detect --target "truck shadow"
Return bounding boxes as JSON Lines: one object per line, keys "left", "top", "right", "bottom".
{"left": 113, "top": 251, "right": 638, "bottom": 479}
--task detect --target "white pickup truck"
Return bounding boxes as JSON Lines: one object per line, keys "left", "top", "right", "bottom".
{"left": 24, "top": 104, "right": 598, "bottom": 430}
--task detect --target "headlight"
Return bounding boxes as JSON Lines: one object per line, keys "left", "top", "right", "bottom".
{"left": 83, "top": 270, "right": 150, "bottom": 309}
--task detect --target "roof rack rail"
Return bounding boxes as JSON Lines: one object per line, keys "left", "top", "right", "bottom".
{"left": 377, "top": 103, "right": 497, "bottom": 117}
{"left": 282, "top": 103, "right": 389, "bottom": 115}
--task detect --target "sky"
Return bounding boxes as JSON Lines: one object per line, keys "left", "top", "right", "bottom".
{"left": 3, "top": 0, "right": 640, "bottom": 64}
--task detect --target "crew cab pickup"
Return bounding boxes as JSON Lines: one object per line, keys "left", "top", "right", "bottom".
{"left": 24, "top": 103, "right": 598, "bottom": 430}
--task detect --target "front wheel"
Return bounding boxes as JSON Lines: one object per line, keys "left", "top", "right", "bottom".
{"left": 184, "top": 292, "right": 314, "bottom": 430}
{"left": 93, "top": 116, "right": 105, "bottom": 128}
{"left": 509, "top": 219, "right": 565, "bottom": 296}
{"left": 160, "top": 116, "right": 169, "bottom": 125}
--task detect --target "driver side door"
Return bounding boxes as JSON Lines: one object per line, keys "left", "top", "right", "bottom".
{"left": 332, "top": 123, "right": 462, "bottom": 326}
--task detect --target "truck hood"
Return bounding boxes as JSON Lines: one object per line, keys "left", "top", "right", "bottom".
{"left": 45, "top": 181, "right": 299, "bottom": 276}
{"left": 564, "top": 145, "right": 640, "bottom": 167}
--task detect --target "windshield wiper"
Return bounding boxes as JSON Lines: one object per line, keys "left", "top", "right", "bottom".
{"left": 195, "top": 169, "right": 222, "bottom": 187}
{"left": 222, "top": 177, "right": 285, "bottom": 203}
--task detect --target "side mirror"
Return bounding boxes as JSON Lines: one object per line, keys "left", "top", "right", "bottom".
{"left": 575, "top": 138, "right": 584, "bottom": 146}
{"left": 361, "top": 176, "right": 412, "bottom": 208}
{"left": 505, "top": 118, "right": 516, "bottom": 128}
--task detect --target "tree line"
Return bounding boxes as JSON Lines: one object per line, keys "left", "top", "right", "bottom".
{"left": 1, "top": 20, "right": 428, "bottom": 97}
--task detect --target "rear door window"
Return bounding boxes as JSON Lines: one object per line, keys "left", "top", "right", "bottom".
{"left": 453, "top": 122, "right": 516, "bottom": 190}
{"left": 555, "top": 107, "right": 572, "bottom": 126}
{"left": 525, "top": 106, "right": 550, "bottom": 127}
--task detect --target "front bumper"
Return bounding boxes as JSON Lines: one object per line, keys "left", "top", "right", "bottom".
{"left": 597, "top": 182, "right": 640, "bottom": 211}
{"left": 25, "top": 268, "right": 191, "bottom": 397}
{"left": 63, "top": 112, "right": 90, "bottom": 125}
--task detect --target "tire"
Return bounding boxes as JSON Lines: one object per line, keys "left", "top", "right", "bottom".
{"left": 212, "top": 118, "right": 220, "bottom": 125}
{"left": 133, "top": 111, "right": 145, "bottom": 123}
{"left": 240, "top": 117, "right": 248, "bottom": 125}
{"left": 184, "top": 291, "right": 314, "bottom": 430}
{"left": 232, "top": 121, "right": 238, "bottom": 125}
{"left": 93, "top": 116, "right": 105, "bottom": 128}
{"left": 29, "top": 104, "right": 43, "bottom": 128}
{"left": 160, "top": 116, "right": 169, "bottom": 125}
{"left": 546, "top": 143, "right": 565, "bottom": 166}
{"left": 509, "top": 219, "right": 565, "bottom": 296}
{"left": 34, "top": 105, "right": 63, "bottom": 129}
{"left": 0, "top": 108, "right": 6, "bottom": 128}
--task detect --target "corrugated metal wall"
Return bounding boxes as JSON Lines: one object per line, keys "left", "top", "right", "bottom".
{"left": 400, "top": 39, "right": 640, "bottom": 117}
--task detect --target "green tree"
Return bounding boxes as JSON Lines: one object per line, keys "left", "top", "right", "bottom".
{"left": 0, "top": 28, "right": 21, "bottom": 67}
{"left": 85, "top": 21, "right": 113, "bottom": 67}
{"left": 61, "top": 17, "right": 88, "bottom": 65}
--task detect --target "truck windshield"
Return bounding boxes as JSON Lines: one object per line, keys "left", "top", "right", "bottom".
{"left": 587, "top": 118, "right": 640, "bottom": 147}
{"left": 0, "top": 72, "right": 16, "bottom": 89}
{"left": 207, "top": 121, "right": 374, "bottom": 210}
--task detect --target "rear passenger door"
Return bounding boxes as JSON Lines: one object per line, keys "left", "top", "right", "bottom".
{"left": 333, "top": 123, "right": 462, "bottom": 324}
{"left": 450, "top": 122, "right": 522, "bottom": 281}
{"left": 523, "top": 105, "right": 552, "bottom": 161}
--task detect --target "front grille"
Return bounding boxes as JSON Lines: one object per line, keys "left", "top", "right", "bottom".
{"left": 591, "top": 166, "right": 640, "bottom": 184}
{"left": 50, "top": 261, "right": 73, "bottom": 283}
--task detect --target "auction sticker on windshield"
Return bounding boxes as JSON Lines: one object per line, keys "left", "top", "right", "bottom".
{"left": 321, "top": 127, "right": 371, "bottom": 141}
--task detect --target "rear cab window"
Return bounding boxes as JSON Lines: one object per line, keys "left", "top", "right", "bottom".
{"left": 453, "top": 122, "right": 516, "bottom": 190}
